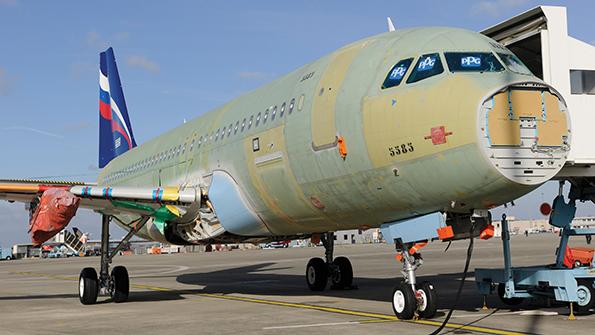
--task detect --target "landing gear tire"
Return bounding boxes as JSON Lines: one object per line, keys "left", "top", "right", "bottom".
{"left": 573, "top": 279, "right": 595, "bottom": 315}
{"left": 331, "top": 256, "right": 353, "bottom": 289}
{"left": 497, "top": 283, "right": 524, "bottom": 306}
{"left": 306, "top": 257, "right": 328, "bottom": 291}
{"left": 79, "top": 267, "right": 98, "bottom": 305}
{"left": 416, "top": 281, "right": 438, "bottom": 319}
{"left": 110, "top": 266, "right": 129, "bottom": 303}
{"left": 392, "top": 281, "right": 416, "bottom": 320}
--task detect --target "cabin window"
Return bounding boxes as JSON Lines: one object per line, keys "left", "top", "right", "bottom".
{"left": 221, "top": 126, "right": 226, "bottom": 139}
{"left": 263, "top": 109, "right": 269, "bottom": 124}
{"left": 406, "top": 53, "right": 444, "bottom": 84}
{"left": 497, "top": 53, "right": 532, "bottom": 75}
{"left": 228, "top": 124, "right": 232, "bottom": 136}
{"left": 241, "top": 118, "right": 246, "bottom": 131}
{"left": 271, "top": 105, "right": 277, "bottom": 121}
{"left": 289, "top": 98, "right": 295, "bottom": 114}
{"left": 234, "top": 121, "right": 239, "bottom": 134}
{"left": 298, "top": 94, "right": 305, "bottom": 111}
{"left": 198, "top": 136, "right": 203, "bottom": 147}
{"left": 248, "top": 115, "right": 254, "bottom": 129}
{"left": 280, "top": 102, "right": 286, "bottom": 118}
{"left": 445, "top": 52, "right": 504, "bottom": 73}
{"left": 215, "top": 129, "right": 220, "bottom": 141}
{"left": 382, "top": 58, "right": 413, "bottom": 89}
{"left": 256, "top": 112, "right": 262, "bottom": 126}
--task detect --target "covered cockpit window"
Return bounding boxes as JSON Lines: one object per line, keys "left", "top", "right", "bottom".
{"left": 381, "top": 58, "right": 413, "bottom": 89}
{"left": 445, "top": 52, "right": 504, "bottom": 72}
{"left": 406, "top": 53, "right": 444, "bottom": 84}
{"left": 497, "top": 53, "right": 533, "bottom": 75}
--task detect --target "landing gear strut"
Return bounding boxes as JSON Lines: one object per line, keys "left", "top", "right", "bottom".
{"left": 392, "top": 241, "right": 437, "bottom": 319}
{"left": 306, "top": 232, "right": 355, "bottom": 291}
{"left": 78, "top": 214, "right": 147, "bottom": 305}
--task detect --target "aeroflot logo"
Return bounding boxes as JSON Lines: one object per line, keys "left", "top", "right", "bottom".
{"left": 461, "top": 56, "right": 481, "bottom": 67}
{"left": 418, "top": 56, "right": 436, "bottom": 71}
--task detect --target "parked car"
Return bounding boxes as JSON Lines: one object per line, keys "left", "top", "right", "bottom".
{"left": 0, "top": 246, "right": 12, "bottom": 260}
{"left": 564, "top": 246, "right": 595, "bottom": 268}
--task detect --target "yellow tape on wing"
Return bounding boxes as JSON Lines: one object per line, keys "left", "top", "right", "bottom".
{"left": 160, "top": 187, "right": 180, "bottom": 201}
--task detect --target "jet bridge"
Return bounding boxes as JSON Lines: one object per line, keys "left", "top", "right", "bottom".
{"left": 482, "top": 5, "right": 595, "bottom": 175}
{"left": 475, "top": 6, "right": 595, "bottom": 316}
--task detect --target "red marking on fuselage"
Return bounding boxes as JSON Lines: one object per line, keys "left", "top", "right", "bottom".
{"left": 424, "top": 126, "right": 453, "bottom": 145}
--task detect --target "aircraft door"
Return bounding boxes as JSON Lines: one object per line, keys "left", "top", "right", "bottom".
{"left": 311, "top": 44, "right": 361, "bottom": 150}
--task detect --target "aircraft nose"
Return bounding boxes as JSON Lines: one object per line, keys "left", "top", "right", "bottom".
{"left": 478, "top": 84, "right": 571, "bottom": 185}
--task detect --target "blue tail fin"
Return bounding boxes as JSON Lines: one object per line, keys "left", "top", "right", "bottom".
{"left": 99, "top": 47, "right": 137, "bottom": 168}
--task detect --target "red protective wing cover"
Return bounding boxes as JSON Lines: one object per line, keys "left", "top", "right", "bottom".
{"left": 28, "top": 188, "right": 80, "bottom": 245}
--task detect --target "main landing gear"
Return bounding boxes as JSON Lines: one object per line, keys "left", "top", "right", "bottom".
{"left": 391, "top": 241, "right": 437, "bottom": 319}
{"left": 306, "top": 232, "right": 355, "bottom": 291}
{"left": 79, "top": 214, "right": 148, "bottom": 305}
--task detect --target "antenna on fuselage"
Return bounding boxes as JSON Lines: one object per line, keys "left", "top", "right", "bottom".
{"left": 387, "top": 17, "right": 395, "bottom": 32}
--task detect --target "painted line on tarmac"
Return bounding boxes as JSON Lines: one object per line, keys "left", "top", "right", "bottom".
{"left": 263, "top": 321, "right": 360, "bottom": 329}
{"left": 11, "top": 271, "right": 528, "bottom": 335}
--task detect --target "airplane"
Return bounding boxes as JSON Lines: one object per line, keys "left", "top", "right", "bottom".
{"left": 0, "top": 25, "right": 571, "bottom": 320}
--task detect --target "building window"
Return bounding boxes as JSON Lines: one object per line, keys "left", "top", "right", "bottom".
{"left": 570, "top": 70, "right": 595, "bottom": 95}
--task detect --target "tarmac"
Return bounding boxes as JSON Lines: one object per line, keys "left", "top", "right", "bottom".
{"left": 0, "top": 234, "right": 594, "bottom": 335}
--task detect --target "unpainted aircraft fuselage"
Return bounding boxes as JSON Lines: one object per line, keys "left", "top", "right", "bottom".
{"left": 97, "top": 27, "right": 571, "bottom": 244}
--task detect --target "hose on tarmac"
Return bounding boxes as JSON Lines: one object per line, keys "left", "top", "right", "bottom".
{"left": 428, "top": 223, "right": 476, "bottom": 335}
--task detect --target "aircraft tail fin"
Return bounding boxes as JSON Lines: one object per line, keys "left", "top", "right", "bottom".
{"left": 99, "top": 47, "right": 137, "bottom": 168}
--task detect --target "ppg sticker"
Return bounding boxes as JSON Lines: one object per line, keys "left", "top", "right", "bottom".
{"left": 389, "top": 65, "right": 407, "bottom": 80}
{"left": 461, "top": 56, "right": 481, "bottom": 67}
{"left": 418, "top": 56, "right": 436, "bottom": 71}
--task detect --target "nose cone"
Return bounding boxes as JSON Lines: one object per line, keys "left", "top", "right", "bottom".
{"left": 478, "top": 83, "right": 571, "bottom": 185}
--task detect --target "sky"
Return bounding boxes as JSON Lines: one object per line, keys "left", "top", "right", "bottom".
{"left": 1, "top": 0, "right": 595, "bottom": 247}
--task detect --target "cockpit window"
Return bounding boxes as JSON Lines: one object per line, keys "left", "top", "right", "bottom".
{"left": 497, "top": 53, "right": 533, "bottom": 75}
{"left": 445, "top": 52, "right": 504, "bottom": 72}
{"left": 382, "top": 58, "right": 413, "bottom": 89}
{"left": 406, "top": 53, "right": 444, "bottom": 84}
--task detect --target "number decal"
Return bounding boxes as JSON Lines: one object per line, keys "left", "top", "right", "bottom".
{"left": 387, "top": 143, "right": 414, "bottom": 157}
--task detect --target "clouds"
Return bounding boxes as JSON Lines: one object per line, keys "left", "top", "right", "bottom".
{"left": 471, "top": 0, "right": 529, "bottom": 17}
{"left": 85, "top": 31, "right": 131, "bottom": 51}
{"left": 0, "top": 0, "right": 18, "bottom": 6}
{"left": 127, "top": 55, "right": 160, "bottom": 73}
{"left": 86, "top": 31, "right": 108, "bottom": 51}
{"left": 2, "top": 126, "right": 64, "bottom": 138}
{"left": 237, "top": 71, "right": 271, "bottom": 80}
{"left": 0, "top": 68, "right": 15, "bottom": 96}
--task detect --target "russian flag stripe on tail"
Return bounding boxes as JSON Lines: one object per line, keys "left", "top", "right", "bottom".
{"left": 99, "top": 47, "right": 137, "bottom": 168}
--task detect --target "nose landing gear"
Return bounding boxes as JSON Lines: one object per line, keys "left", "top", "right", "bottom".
{"left": 78, "top": 214, "right": 148, "bottom": 305}
{"left": 391, "top": 241, "right": 438, "bottom": 319}
{"left": 305, "top": 232, "right": 356, "bottom": 291}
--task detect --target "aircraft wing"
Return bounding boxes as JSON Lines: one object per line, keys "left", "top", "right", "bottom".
{"left": 0, "top": 179, "right": 199, "bottom": 217}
